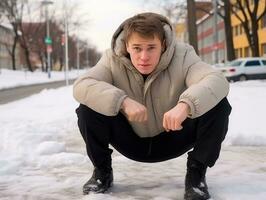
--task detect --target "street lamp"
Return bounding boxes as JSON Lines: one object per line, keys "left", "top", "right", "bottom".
{"left": 76, "top": 36, "right": 80, "bottom": 75}
{"left": 212, "top": 0, "right": 219, "bottom": 64}
{"left": 41, "top": 0, "right": 53, "bottom": 78}
{"left": 64, "top": 6, "right": 69, "bottom": 86}
{"left": 73, "top": 22, "right": 80, "bottom": 76}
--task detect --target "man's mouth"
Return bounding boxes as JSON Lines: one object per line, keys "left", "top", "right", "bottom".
{"left": 139, "top": 64, "right": 150, "bottom": 67}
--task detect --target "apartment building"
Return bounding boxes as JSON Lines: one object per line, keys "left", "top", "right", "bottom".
{"left": 176, "top": 1, "right": 266, "bottom": 64}
{"left": 231, "top": 1, "right": 266, "bottom": 58}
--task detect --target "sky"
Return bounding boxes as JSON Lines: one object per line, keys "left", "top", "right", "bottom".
{"left": 18, "top": 0, "right": 172, "bottom": 51}
{"left": 0, "top": 69, "right": 266, "bottom": 199}
{"left": 18, "top": 0, "right": 164, "bottom": 52}
{"left": 66, "top": 0, "right": 164, "bottom": 51}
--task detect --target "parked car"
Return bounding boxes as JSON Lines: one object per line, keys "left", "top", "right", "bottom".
{"left": 216, "top": 57, "right": 266, "bottom": 81}
{"left": 212, "top": 62, "right": 225, "bottom": 68}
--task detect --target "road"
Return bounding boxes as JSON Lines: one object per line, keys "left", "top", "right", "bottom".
{"left": 0, "top": 79, "right": 75, "bottom": 105}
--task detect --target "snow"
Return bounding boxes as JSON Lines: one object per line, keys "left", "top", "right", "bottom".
{"left": 225, "top": 80, "right": 266, "bottom": 146}
{"left": 0, "top": 69, "right": 85, "bottom": 90}
{"left": 0, "top": 70, "right": 266, "bottom": 199}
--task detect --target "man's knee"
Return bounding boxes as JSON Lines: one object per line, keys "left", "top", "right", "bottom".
{"left": 204, "top": 97, "right": 232, "bottom": 118}
{"left": 215, "top": 97, "right": 232, "bottom": 116}
{"left": 196, "top": 97, "right": 231, "bottom": 131}
{"left": 76, "top": 104, "right": 101, "bottom": 119}
{"left": 76, "top": 104, "right": 89, "bottom": 115}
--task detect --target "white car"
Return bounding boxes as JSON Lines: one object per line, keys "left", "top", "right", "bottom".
{"left": 217, "top": 57, "right": 266, "bottom": 81}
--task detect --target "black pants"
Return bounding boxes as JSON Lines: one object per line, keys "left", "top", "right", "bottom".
{"left": 76, "top": 98, "right": 231, "bottom": 169}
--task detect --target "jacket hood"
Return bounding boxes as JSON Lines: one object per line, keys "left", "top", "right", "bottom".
{"left": 111, "top": 12, "right": 176, "bottom": 73}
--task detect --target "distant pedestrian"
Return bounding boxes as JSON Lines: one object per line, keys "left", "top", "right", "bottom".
{"left": 74, "top": 12, "right": 232, "bottom": 200}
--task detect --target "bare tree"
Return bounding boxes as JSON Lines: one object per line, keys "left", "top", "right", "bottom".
{"left": 148, "top": 0, "right": 198, "bottom": 52}
{"left": 156, "top": 0, "right": 187, "bottom": 24}
{"left": 19, "top": 2, "right": 46, "bottom": 72}
{"left": 213, "top": 0, "right": 236, "bottom": 61}
{"left": 188, "top": 0, "right": 236, "bottom": 61}
{"left": 187, "top": 0, "right": 198, "bottom": 54}
{"left": 231, "top": 0, "right": 266, "bottom": 57}
{"left": 0, "top": 0, "right": 25, "bottom": 70}
{"left": 52, "top": 0, "right": 91, "bottom": 70}
{"left": 23, "top": 22, "right": 46, "bottom": 71}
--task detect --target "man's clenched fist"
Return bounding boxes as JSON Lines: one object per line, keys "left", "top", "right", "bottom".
{"left": 121, "top": 97, "right": 148, "bottom": 122}
{"left": 163, "top": 102, "right": 190, "bottom": 132}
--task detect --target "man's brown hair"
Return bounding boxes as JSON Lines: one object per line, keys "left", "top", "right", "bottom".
{"left": 123, "top": 13, "right": 166, "bottom": 44}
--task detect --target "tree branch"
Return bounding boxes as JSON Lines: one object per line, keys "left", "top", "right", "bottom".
{"left": 244, "top": 0, "right": 253, "bottom": 17}
{"left": 257, "top": 0, "right": 266, "bottom": 21}
{"left": 235, "top": 0, "right": 250, "bottom": 25}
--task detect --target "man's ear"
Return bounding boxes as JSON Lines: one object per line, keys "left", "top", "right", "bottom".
{"left": 125, "top": 42, "right": 130, "bottom": 53}
{"left": 162, "top": 40, "right": 166, "bottom": 52}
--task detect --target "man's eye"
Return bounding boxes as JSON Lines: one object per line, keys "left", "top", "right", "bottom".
{"left": 133, "top": 47, "right": 141, "bottom": 52}
{"left": 148, "top": 47, "right": 155, "bottom": 51}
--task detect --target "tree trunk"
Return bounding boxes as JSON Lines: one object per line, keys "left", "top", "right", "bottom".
{"left": 24, "top": 47, "right": 33, "bottom": 71}
{"left": 230, "top": 0, "right": 263, "bottom": 57}
{"left": 38, "top": 52, "right": 45, "bottom": 72}
{"left": 251, "top": 18, "right": 260, "bottom": 57}
{"left": 11, "top": 36, "right": 18, "bottom": 70}
{"left": 224, "top": 0, "right": 236, "bottom": 61}
{"left": 187, "top": 0, "right": 199, "bottom": 54}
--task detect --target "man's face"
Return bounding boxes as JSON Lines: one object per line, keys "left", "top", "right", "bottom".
{"left": 126, "top": 32, "right": 164, "bottom": 75}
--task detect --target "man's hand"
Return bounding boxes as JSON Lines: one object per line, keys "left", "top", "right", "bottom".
{"left": 163, "top": 102, "right": 190, "bottom": 132}
{"left": 121, "top": 97, "right": 148, "bottom": 122}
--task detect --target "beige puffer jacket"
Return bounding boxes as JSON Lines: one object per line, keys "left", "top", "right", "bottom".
{"left": 73, "top": 13, "right": 229, "bottom": 138}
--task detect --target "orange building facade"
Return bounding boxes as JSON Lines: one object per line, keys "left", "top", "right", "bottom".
{"left": 175, "top": 1, "right": 266, "bottom": 64}
{"left": 231, "top": 0, "right": 266, "bottom": 58}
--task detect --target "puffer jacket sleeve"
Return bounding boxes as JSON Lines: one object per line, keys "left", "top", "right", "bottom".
{"left": 178, "top": 45, "right": 229, "bottom": 118}
{"left": 73, "top": 50, "right": 127, "bottom": 116}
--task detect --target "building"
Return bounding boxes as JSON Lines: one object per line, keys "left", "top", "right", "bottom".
{"left": 175, "top": 1, "right": 213, "bottom": 42}
{"left": 231, "top": 1, "right": 266, "bottom": 58}
{"left": 0, "top": 23, "right": 21, "bottom": 70}
{"left": 175, "top": 23, "right": 187, "bottom": 42}
{"left": 175, "top": 1, "right": 219, "bottom": 64}
{"left": 176, "top": 1, "right": 266, "bottom": 64}
{"left": 197, "top": 9, "right": 226, "bottom": 64}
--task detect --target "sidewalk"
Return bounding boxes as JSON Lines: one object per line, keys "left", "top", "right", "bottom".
{"left": 1, "top": 125, "right": 266, "bottom": 200}
{"left": 0, "top": 69, "right": 84, "bottom": 90}
{"left": 1, "top": 75, "right": 266, "bottom": 200}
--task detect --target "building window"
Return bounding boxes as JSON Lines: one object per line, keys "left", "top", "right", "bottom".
{"left": 234, "top": 49, "right": 238, "bottom": 58}
{"left": 239, "top": 48, "right": 243, "bottom": 57}
{"left": 235, "top": 48, "right": 243, "bottom": 58}
{"left": 261, "top": 14, "right": 266, "bottom": 29}
{"left": 244, "top": 47, "right": 250, "bottom": 57}
{"left": 235, "top": 25, "right": 239, "bottom": 36}
{"left": 261, "top": 43, "right": 266, "bottom": 55}
{"left": 240, "top": 24, "right": 243, "bottom": 34}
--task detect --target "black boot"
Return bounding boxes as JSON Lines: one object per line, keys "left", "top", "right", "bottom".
{"left": 83, "top": 167, "right": 113, "bottom": 194}
{"left": 184, "top": 159, "right": 210, "bottom": 200}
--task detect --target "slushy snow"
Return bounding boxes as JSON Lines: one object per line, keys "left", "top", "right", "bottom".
{"left": 0, "top": 70, "right": 266, "bottom": 199}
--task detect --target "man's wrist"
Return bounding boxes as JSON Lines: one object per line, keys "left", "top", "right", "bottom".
{"left": 178, "top": 101, "right": 191, "bottom": 116}
{"left": 121, "top": 97, "right": 129, "bottom": 110}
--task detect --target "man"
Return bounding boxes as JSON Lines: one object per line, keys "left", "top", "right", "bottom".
{"left": 73, "top": 12, "right": 231, "bottom": 200}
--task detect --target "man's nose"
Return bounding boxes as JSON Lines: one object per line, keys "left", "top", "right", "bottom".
{"left": 140, "top": 51, "right": 149, "bottom": 61}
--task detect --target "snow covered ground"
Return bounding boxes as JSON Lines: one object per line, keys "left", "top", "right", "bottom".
{"left": 0, "top": 69, "right": 85, "bottom": 90}
{"left": 0, "top": 70, "right": 266, "bottom": 199}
